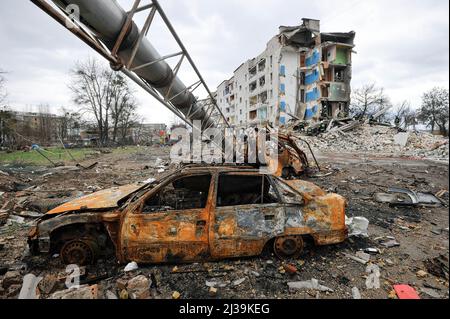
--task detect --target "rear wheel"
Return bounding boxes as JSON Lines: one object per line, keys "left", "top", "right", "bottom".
{"left": 273, "top": 235, "right": 304, "bottom": 259}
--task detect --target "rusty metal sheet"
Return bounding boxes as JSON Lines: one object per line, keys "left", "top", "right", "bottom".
{"left": 45, "top": 183, "right": 144, "bottom": 215}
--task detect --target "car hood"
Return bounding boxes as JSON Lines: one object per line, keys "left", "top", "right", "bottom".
{"left": 45, "top": 183, "right": 144, "bottom": 215}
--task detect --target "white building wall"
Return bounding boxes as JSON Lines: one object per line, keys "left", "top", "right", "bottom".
{"left": 215, "top": 36, "right": 301, "bottom": 128}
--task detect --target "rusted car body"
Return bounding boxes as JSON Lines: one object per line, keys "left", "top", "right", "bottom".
{"left": 28, "top": 166, "right": 347, "bottom": 265}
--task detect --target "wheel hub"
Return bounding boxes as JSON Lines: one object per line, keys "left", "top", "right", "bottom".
{"left": 274, "top": 236, "right": 304, "bottom": 259}
{"left": 61, "top": 240, "right": 94, "bottom": 265}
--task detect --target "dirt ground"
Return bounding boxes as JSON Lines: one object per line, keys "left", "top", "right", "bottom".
{"left": 0, "top": 146, "right": 448, "bottom": 299}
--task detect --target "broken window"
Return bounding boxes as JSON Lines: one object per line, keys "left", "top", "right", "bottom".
{"left": 335, "top": 69, "right": 345, "bottom": 82}
{"left": 249, "top": 110, "right": 257, "bottom": 120}
{"left": 143, "top": 175, "right": 212, "bottom": 212}
{"left": 217, "top": 175, "right": 279, "bottom": 207}
{"left": 258, "top": 59, "right": 266, "bottom": 72}
{"left": 249, "top": 81, "right": 257, "bottom": 92}
{"left": 259, "top": 91, "right": 268, "bottom": 104}
{"left": 250, "top": 95, "right": 258, "bottom": 106}
{"left": 259, "top": 76, "right": 266, "bottom": 87}
{"left": 249, "top": 66, "right": 257, "bottom": 78}
{"left": 300, "top": 72, "right": 306, "bottom": 86}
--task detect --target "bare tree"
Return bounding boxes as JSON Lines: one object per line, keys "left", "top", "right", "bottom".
{"left": 69, "top": 58, "right": 139, "bottom": 146}
{"left": 109, "top": 74, "right": 137, "bottom": 143}
{"left": 393, "top": 101, "right": 418, "bottom": 130}
{"left": 70, "top": 58, "right": 112, "bottom": 146}
{"left": 418, "top": 87, "right": 449, "bottom": 136}
{"left": 58, "top": 107, "right": 82, "bottom": 142}
{"left": 351, "top": 83, "right": 391, "bottom": 119}
{"left": 0, "top": 69, "right": 7, "bottom": 106}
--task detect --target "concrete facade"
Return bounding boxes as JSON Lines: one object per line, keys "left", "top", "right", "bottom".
{"left": 215, "top": 18, "right": 355, "bottom": 128}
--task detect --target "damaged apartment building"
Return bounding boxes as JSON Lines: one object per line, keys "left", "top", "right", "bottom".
{"left": 215, "top": 18, "right": 355, "bottom": 127}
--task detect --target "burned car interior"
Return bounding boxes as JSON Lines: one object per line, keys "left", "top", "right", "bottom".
{"left": 143, "top": 175, "right": 212, "bottom": 212}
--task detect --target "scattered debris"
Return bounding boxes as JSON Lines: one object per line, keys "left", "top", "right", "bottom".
{"left": 380, "top": 239, "right": 400, "bottom": 248}
{"left": 18, "top": 274, "right": 43, "bottom": 299}
{"left": 393, "top": 285, "right": 420, "bottom": 300}
{"left": 344, "top": 252, "right": 370, "bottom": 265}
{"left": 420, "top": 287, "right": 442, "bottom": 299}
{"left": 49, "top": 284, "right": 99, "bottom": 299}
{"left": 283, "top": 264, "right": 298, "bottom": 274}
{"left": 232, "top": 277, "right": 247, "bottom": 287}
{"left": 172, "top": 291, "right": 181, "bottom": 299}
{"left": 352, "top": 287, "right": 361, "bottom": 299}
{"left": 416, "top": 270, "right": 428, "bottom": 278}
{"left": 345, "top": 216, "right": 369, "bottom": 238}
{"left": 424, "top": 255, "right": 449, "bottom": 280}
{"left": 374, "top": 188, "right": 443, "bottom": 207}
{"left": 287, "top": 279, "right": 333, "bottom": 292}
{"left": 124, "top": 262, "right": 139, "bottom": 272}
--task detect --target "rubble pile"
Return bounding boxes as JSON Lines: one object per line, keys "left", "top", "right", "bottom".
{"left": 300, "top": 125, "right": 449, "bottom": 161}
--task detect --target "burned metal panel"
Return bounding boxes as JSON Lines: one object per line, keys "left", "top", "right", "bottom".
{"left": 211, "top": 204, "right": 285, "bottom": 259}
{"left": 121, "top": 209, "right": 210, "bottom": 263}
{"left": 45, "top": 183, "right": 144, "bottom": 215}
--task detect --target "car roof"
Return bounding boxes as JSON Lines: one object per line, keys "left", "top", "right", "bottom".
{"left": 178, "top": 164, "right": 264, "bottom": 174}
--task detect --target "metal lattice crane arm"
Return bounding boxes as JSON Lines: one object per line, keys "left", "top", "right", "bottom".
{"left": 31, "top": 0, "right": 230, "bottom": 130}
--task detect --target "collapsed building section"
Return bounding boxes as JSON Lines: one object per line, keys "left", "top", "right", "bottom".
{"left": 215, "top": 18, "right": 355, "bottom": 127}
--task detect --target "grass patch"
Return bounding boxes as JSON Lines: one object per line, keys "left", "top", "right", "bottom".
{"left": 0, "top": 146, "right": 141, "bottom": 166}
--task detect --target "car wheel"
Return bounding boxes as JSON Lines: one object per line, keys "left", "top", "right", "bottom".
{"left": 60, "top": 238, "right": 97, "bottom": 265}
{"left": 273, "top": 235, "right": 304, "bottom": 259}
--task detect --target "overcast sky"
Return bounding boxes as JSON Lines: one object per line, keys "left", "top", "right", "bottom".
{"left": 0, "top": 0, "right": 448, "bottom": 125}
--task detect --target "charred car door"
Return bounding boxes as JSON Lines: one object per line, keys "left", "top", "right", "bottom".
{"left": 210, "top": 173, "right": 286, "bottom": 259}
{"left": 120, "top": 173, "right": 214, "bottom": 263}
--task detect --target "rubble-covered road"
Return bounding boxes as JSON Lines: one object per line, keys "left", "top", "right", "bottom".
{"left": 0, "top": 146, "right": 448, "bottom": 299}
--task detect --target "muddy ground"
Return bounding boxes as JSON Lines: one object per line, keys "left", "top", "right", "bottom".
{"left": 0, "top": 146, "right": 448, "bottom": 299}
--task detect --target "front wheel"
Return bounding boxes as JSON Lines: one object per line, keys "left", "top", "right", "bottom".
{"left": 273, "top": 235, "right": 304, "bottom": 259}
{"left": 60, "top": 238, "right": 98, "bottom": 265}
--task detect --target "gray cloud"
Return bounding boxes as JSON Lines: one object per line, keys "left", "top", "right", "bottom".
{"left": 0, "top": 0, "right": 448, "bottom": 123}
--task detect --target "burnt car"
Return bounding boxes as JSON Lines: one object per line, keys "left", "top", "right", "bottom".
{"left": 28, "top": 165, "right": 347, "bottom": 265}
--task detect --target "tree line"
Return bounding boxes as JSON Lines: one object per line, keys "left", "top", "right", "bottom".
{"left": 0, "top": 59, "right": 141, "bottom": 148}
{"left": 351, "top": 83, "right": 449, "bottom": 136}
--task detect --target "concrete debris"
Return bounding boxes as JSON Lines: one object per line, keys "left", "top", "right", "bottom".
{"left": 300, "top": 124, "right": 449, "bottom": 161}
{"left": 18, "top": 274, "right": 43, "bottom": 299}
{"left": 416, "top": 270, "right": 428, "bottom": 278}
{"left": 124, "top": 261, "right": 139, "bottom": 272}
{"left": 16, "top": 211, "right": 43, "bottom": 218}
{"left": 105, "top": 290, "right": 118, "bottom": 299}
{"left": 287, "top": 279, "right": 333, "bottom": 292}
{"left": 344, "top": 252, "right": 370, "bottom": 265}
{"left": 232, "top": 277, "right": 247, "bottom": 287}
{"left": 424, "top": 255, "right": 449, "bottom": 280}
{"left": 206, "top": 280, "right": 228, "bottom": 288}
{"left": 352, "top": 287, "right": 361, "bottom": 299}
{"left": 2, "top": 271, "right": 22, "bottom": 289}
{"left": 393, "top": 132, "right": 410, "bottom": 147}
{"left": 420, "top": 287, "right": 442, "bottom": 299}
{"left": 49, "top": 284, "right": 99, "bottom": 299}
{"left": 127, "top": 275, "right": 150, "bottom": 299}
{"left": 7, "top": 215, "right": 25, "bottom": 225}
{"left": 380, "top": 240, "right": 400, "bottom": 248}
{"left": 345, "top": 216, "right": 369, "bottom": 238}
